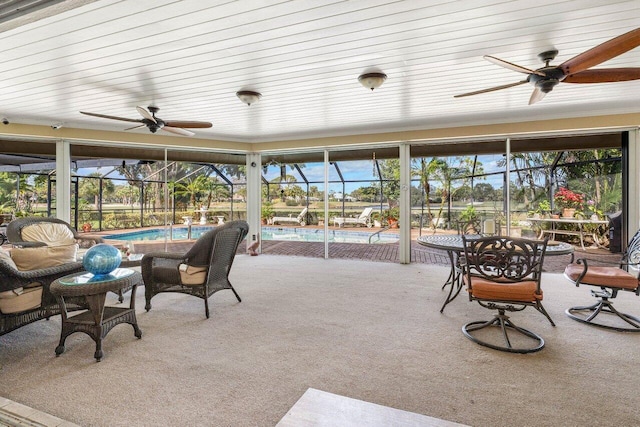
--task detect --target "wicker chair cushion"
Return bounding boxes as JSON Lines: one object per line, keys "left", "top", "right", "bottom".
{"left": 467, "top": 277, "right": 542, "bottom": 302}
{"left": 20, "top": 223, "right": 76, "bottom": 246}
{"left": 178, "top": 264, "right": 207, "bottom": 285}
{"left": 0, "top": 247, "right": 17, "bottom": 270}
{"left": 11, "top": 244, "right": 78, "bottom": 271}
{"left": 564, "top": 263, "right": 638, "bottom": 290}
{"left": 0, "top": 286, "right": 42, "bottom": 314}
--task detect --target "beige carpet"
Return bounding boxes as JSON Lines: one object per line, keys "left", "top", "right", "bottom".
{"left": 1, "top": 255, "right": 639, "bottom": 426}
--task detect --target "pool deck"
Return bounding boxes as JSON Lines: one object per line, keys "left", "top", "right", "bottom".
{"left": 91, "top": 225, "right": 622, "bottom": 274}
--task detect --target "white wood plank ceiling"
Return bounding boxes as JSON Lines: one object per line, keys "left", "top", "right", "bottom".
{"left": 0, "top": 0, "right": 639, "bottom": 143}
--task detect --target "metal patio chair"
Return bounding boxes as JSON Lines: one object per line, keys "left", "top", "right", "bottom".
{"left": 564, "top": 229, "right": 640, "bottom": 332}
{"left": 460, "top": 235, "right": 554, "bottom": 353}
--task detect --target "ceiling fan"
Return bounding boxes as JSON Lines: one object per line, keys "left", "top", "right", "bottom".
{"left": 80, "top": 106, "right": 212, "bottom": 136}
{"left": 455, "top": 27, "right": 640, "bottom": 105}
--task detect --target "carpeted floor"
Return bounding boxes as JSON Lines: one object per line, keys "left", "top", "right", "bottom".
{"left": 1, "top": 255, "right": 639, "bottom": 426}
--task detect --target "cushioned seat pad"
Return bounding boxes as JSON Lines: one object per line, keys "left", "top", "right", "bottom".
{"left": 467, "top": 277, "right": 542, "bottom": 302}
{"left": 564, "top": 263, "right": 638, "bottom": 290}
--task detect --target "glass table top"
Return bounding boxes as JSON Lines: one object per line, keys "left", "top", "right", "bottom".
{"left": 58, "top": 268, "right": 136, "bottom": 286}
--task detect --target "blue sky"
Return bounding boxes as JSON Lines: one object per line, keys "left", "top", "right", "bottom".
{"left": 78, "top": 154, "right": 508, "bottom": 195}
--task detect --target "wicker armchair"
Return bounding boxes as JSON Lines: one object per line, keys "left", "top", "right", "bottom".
{"left": 0, "top": 255, "right": 86, "bottom": 336}
{"left": 0, "top": 217, "right": 100, "bottom": 336}
{"left": 7, "top": 216, "right": 103, "bottom": 248}
{"left": 142, "top": 220, "right": 249, "bottom": 318}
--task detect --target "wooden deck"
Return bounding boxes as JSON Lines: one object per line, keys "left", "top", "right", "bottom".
{"left": 127, "top": 233, "right": 621, "bottom": 274}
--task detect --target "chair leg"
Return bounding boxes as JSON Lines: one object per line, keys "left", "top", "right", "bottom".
{"left": 230, "top": 285, "right": 242, "bottom": 303}
{"left": 566, "top": 298, "right": 640, "bottom": 332}
{"left": 463, "top": 310, "right": 545, "bottom": 353}
{"left": 536, "top": 302, "right": 556, "bottom": 327}
{"left": 204, "top": 297, "right": 210, "bottom": 319}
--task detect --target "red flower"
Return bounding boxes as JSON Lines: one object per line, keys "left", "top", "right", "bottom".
{"left": 554, "top": 187, "right": 584, "bottom": 209}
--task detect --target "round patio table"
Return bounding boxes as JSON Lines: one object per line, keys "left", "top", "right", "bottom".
{"left": 50, "top": 268, "right": 142, "bottom": 361}
{"left": 416, "top": 234, "right": 574, "bottom": 312}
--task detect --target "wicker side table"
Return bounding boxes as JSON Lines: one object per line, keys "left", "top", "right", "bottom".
{"left": 50, "top": 268, "right": 142, "bottom": 361}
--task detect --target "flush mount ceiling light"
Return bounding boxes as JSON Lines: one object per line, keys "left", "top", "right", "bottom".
{"left": 236, "top": 90, "right": 262, "bottom": 106}
{"left": 358, "top": 72, "right": 387, "bottom": 90}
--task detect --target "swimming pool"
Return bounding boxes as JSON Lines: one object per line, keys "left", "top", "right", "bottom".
{"left": 103, "top": 226, "right": 399, "bottom": 244}
{"left": 262, "top": 227, "right": 398, "bottom": 243}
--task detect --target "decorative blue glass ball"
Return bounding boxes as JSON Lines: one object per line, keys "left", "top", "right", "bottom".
{"left": 83, "top": 244, "right": 122, "bottom": 276}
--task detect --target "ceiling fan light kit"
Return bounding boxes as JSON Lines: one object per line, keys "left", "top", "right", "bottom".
{"left": 454, "top": 27, "right": 640, "bottom": 104}
{"left": 236, "top": 90, "right": 262, "bottom": 106}
{"left": 358, "top": 72, "right": 387, "bottom": 90}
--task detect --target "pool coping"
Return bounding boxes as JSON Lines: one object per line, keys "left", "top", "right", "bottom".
{"left": 0, "top": 396, "right": 80, "bottom": 427}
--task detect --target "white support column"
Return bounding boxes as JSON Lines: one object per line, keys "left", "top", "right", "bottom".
{"left": 55, "top": 140, "right": 71, "bottom": 223}
{"left": 627, "top": 128, "right": 640, "bottom": 234}
{"left": 324, "top": 150, "right": 329, "bottom": 259}
{"left": 246, "top": 153, "right": 262, "bottom": 252}
{"left": 505, "top": 138, "right": 511, "bottom": 236}
{"left": 399, "top": 143, "right": 411, "bottom": 264}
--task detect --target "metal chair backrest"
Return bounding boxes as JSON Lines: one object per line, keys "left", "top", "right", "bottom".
{"left": 621, "top": 229, "right": 640, "bottom": 275}
{"left": 462, "top": 235, "right": 548, "bottom": 284}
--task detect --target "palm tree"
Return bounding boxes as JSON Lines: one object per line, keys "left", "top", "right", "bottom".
{"left": 174, "top": 175, "right": 209, "bottom": 209}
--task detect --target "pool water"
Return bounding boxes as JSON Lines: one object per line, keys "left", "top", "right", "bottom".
{"left": 261, "top": 227, "right": 398, "bottom": 243}
{"left": 103, "top": 226, "right": 399, "bottom": 244}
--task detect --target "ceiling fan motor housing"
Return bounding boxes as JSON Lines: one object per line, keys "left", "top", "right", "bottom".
{"left": 143, "top": 118, "right": 164, "bottom": 133}
{"left": 528, "top": 66, "right": 565, "bottom": 93}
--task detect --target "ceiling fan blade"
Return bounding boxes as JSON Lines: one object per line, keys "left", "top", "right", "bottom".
{"left": 136, "top": 106, "right": 156, "bottom": 123}
{"left": 484, "top": 55, "right": 545, "bottom": 76}
{"left": 162, "top": 126, "right": 196, "bottom": 137}
{"left": 123, "top": 124, "right": 146, "bottom": 131}
{"left": 563, "top": 67, "right": 640, "bottom": 83}
{"left": 80, "top": 111, "right": 142, "bottom": 124}
{"left": 559, "top": 28, "right": 640, "bottom": 76}
{"left": 164, "top": 120, "right": 212, "bottom": 129}
{"left": 454, "top": 80, "right": 528, "bottom": 98}
{"left": 528, "top": 87, "right": 546, "bottom": 105}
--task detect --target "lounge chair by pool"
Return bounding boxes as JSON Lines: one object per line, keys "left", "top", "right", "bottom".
{"left": 333, "top": 207, "right": 373, "bottom": 228}
{"left": 272, "top": 207, "right": 308, "bottom": 226}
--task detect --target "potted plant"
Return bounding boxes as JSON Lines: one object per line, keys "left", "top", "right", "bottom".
{"left": 457, "top": 205, "right": 480, "bottom": 233}
{"left": 384, "top": 207, "right": 399, "bottom": 228}
{"left": 261, "top": 201, "right": 274, "bottom": 225}
{"left": 586, "top": 199, "right": 603, "bottom": 220}
{"left": 554, "top": 187, "right": 584, "bottom": 218}
{"left": 459, "top": 205, "right": 478, "bottom": 222}
{"left": 536, "top": 200, "right": 551, "bottom": 218}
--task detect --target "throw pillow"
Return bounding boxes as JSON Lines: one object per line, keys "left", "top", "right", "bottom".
{"left": 11, "top": 244, "right": 78, "bottom": 271}
{"left": 0, "top": 247, "right": 18, "bottom": 271}
{"left": 21, "top": 223, "right": 76, "bottom": 247}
